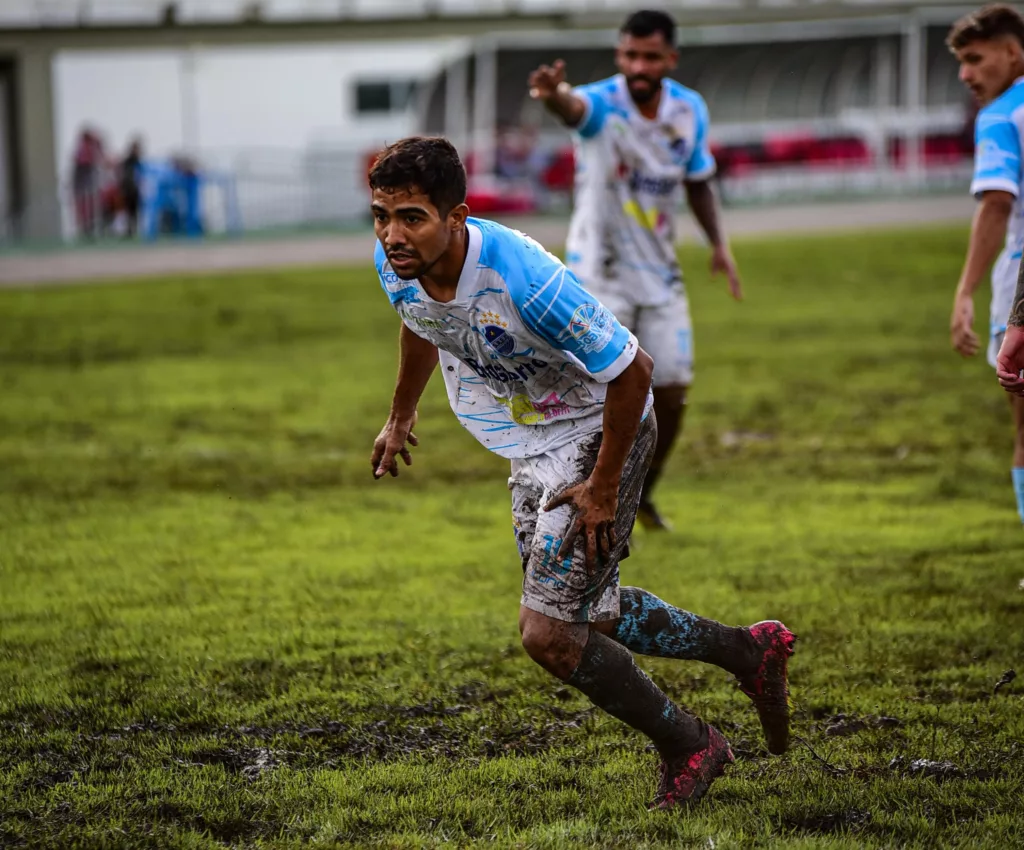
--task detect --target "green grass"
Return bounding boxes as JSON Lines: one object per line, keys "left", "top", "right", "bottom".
{"left": 1, "top": 225, "right": 1023, "bottom": 849}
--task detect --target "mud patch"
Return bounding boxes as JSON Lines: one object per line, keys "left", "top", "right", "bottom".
{"left": 889, "top": 756, "right": 965, "bottom": 781}
{"left": 177, "top": 746, "right": 284, "bottom": 780}
{"left": 823, "top": 713, "right": 903, "bottom": 737}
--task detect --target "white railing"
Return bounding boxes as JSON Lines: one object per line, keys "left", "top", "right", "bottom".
{"left": 0, "top": 0, "right": 973, "bottom": 28}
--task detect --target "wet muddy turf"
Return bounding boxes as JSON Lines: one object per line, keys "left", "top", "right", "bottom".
{"left": 2, "top": 226, "right": 1023, "bottom": 848}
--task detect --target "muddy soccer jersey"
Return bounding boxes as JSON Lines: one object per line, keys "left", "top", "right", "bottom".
{"left": 375, "top": 218, "right": 652, "bottom": 459}
{"left": 564, "top": 74, "right": 716, "bottom": 307}
{"left": 970, "top": 76, "right": 1024, "bottom": 365}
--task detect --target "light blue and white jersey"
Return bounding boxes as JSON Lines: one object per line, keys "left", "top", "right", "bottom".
{"left": 971, "top": 77, "right": 1024, "bottom": 339}
{"left": 375, "top": 218, "right": 652, "bottom": 459}
{"left": 565, "top": 74, "right": 716, "bottom": 306}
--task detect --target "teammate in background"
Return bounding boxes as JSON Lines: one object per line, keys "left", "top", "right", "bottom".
{"left": 527, "top": 9, "right": 742, "bottom": 532}
{"left": 368, "top": 136, "right": 795, "bottom": 808}
{"left": 948, "top": 5, "right": 1024, "bottom": 525}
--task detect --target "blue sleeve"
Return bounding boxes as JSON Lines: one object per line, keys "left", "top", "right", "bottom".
{"left": 573, "top": 83, "right": 610, "bottom": 140}
{"left": 510, "top": 235, "right": 638, "bottom": 382}
{"left": 971, "top": 110, "right": 1021, "bottom": 198}
{"left": 686, "top": 94, "right": 716, "bottom": 180}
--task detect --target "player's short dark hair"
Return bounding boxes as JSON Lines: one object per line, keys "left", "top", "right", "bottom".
{"left": 621, "top": 9, "right": 676, "bottom": 48}
{"left": 367, "top": 136, "right": 467, "bottom": 216}
{"left": 947, "top": 4, "right": 1024, "bottom": 50}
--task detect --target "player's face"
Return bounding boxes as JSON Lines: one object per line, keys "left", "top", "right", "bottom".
{"left": 955, "top": 36, "right": 1022, "bottom": 105}
{"left": 616, "top": 32, "right": 678, "bottom": 105}
{"left": 371, "top": 187, "right": 458, "bottom": 280}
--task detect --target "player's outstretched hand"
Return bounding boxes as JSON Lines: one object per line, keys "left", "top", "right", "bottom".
{"left": 371, "top": 411, "right": 419, "bottom": 479}
{"left": 710, "top": 244, "right": 743, "bottom": 301}
{"left": 951, "top": 291, "right": 980, "bottom": 357}
{"left": 996, "top": 325, "right": 1024, "bottom": 396}
{"left": 543, "top": 476, "right": 619, "bottom": 573}
{"left": 529, "top": 59, "right": 567, "bottom": 101}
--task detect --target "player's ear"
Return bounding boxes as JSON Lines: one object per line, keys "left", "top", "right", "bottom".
{"left": 449, "top": 203, "right": 470, "bottom": 231}
{"left": 667, "top": 48, "right": 679, "bottom": 70}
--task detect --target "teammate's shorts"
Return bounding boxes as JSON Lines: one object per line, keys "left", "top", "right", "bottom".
{"left": 588, "top": 283, "right": 693, "bottom": 387}
{"left": 989, "top": 327, "right": 1006, "bottom": 371}
{"left": 510, "top": 413, "right": 656, "bottom": 623}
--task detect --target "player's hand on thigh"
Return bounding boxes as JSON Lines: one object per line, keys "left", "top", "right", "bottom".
{"left": 371, "top": 411, "right": 419, "bottom": 479}
{"left": 996, "top": 326, "right": 1024, "bottom": 395}
{"left": 543, "top": 478, "right": 619, "bottom": 573}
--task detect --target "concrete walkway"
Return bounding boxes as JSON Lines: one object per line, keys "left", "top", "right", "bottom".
{"left": 0, "top": 195, "right": 972, "bottom": 288}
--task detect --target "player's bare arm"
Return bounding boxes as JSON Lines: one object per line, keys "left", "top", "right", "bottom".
{"left": 371, "top": 323, "right": 438, "bottom": 479}
{"left": 996, "top": 259, "right": 1024, "bottom": 394}
{"left": 528, "top": 59, "right": 587, "bottom": 128}
{"left": 544, "top": 347, "right": 654, "bottom": 569}
{"left": 684, "top": 179, "right": 742, "bottom": 301}
{"left": 953, "top": 190, "right": 1014, "bottom": 357}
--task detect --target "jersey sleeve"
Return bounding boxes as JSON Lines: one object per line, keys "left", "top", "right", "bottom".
{"left": 572, "top": 82, "right": 611, "bottom": 140}
{"left": 686, "top": 93, "right": 717, "bottom": 181}
{"left": 509, "top": 235, "right": 639, "bottom": 382}
{"left": 971, "top": 110, "right": 1021, "bottom": 198}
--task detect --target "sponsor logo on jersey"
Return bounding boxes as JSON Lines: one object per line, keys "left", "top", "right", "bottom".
{"left": 411, "top": 315, "right": 446, "bottom": 331}
{"left": 464, "top": 357, "right": 549, "bottom": 384}
{"left": 628, "top": 171, "right": 677, "bottom": 196}
{"left": 498, "top": 391, "right": 573, "bottom": 425}
{"left": 976, "top": 138, "right": 1020, "bottom": 174}
{"left": 567, "top": 303, "right": 616, "bottom": 354}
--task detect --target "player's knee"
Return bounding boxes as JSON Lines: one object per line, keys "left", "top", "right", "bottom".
{"left": 519, "top": 610, "right": 584, "bottom": 680}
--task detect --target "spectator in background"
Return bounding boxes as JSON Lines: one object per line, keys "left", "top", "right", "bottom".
{"left": 120, "top": 137, "right": 144, "bottom": 239}
{"left": 72, "top": 127, "right": 105, "bottom": 240}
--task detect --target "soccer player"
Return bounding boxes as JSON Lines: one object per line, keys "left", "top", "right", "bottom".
{"left": 367, "top": 136, "right": 795, "bottom": 809}
{"left": 948, "top": 5, "right": 1024, "bottom": 526}
{"left": 527, "top": 9, "right": 742, "bottom": 531}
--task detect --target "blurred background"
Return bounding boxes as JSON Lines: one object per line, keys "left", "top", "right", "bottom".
{"left": 0, "top": 0, "right": 980, "bottom": 249}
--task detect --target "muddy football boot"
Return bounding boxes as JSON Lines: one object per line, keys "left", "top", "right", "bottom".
{"left": 636, "top": 499, "right": 672, "bottom": 532}
{"left": 650, "top": 724, "right": 734, "bottom": 810}
{"left": 736, "top": 620, "right": 797, "bottom": 755}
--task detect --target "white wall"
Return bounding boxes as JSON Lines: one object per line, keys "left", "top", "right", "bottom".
{"left": 52, "top": 38, "right": 456, "bottom": 174}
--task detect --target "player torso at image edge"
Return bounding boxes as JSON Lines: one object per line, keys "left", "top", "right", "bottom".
{"left": 565, "top": 74, "right": 716, "bottom": 307}
{"left": 375, "top": 218, "right": 654, "bottom": 460}
{"left": 971, "top": 76, "right": 1024, "bottom": 340}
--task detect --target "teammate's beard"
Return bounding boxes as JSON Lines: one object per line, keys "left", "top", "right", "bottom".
{"left": 626, "top": 74, "right": 660, "bottom": 105}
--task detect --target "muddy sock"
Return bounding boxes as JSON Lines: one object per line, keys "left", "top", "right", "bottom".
{"left": 613, "top": 587, "right": 759, "bottom": 677}
{"left": 566, "top": 630, "right": 706, "bottom": 760}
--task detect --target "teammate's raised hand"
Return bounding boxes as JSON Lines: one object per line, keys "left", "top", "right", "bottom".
{"left": 371, "top": 411, "right": 419, "bottom": 479}
{"left": 529, "top": 59, "right": 568, "bottom": 101}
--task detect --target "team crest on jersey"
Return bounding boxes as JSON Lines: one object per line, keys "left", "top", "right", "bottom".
{"left": 479, "top": 310, "right": 517, "bottom": 357}
{"left": 567, "top": 303, "right": 615, "bottom": 354}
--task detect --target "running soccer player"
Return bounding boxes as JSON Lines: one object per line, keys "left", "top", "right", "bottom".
{"left": 527, "top": 9, "right": 742, "bottom": 531}
{"left": 367, "top": 136, "right": 795, "bottom": 809}
{"left": 948, "top": 5, "right": 1024, "bottom": 525}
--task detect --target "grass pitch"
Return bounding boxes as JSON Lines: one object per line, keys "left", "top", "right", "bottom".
{"left": 1, "top": 225, "right": 1023, "bottom": 849}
